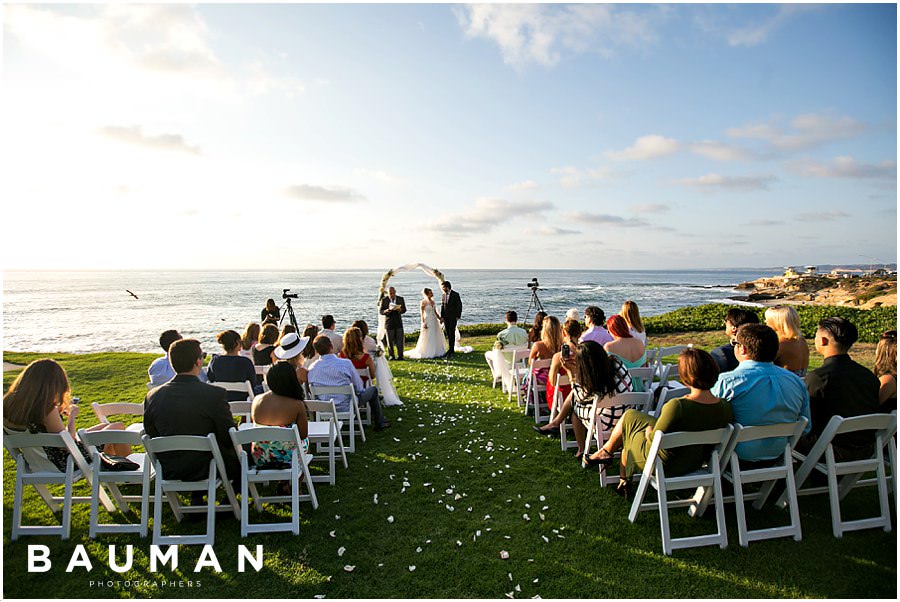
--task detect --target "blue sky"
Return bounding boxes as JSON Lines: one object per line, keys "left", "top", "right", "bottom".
{"left": 2, "top": 3, "right": 896, "bottom": 270}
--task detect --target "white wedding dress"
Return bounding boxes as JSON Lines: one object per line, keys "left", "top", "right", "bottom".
{"left": 406, "top": 301, "right": 448, "bottom": 359}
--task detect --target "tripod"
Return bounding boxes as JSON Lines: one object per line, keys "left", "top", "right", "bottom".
{"left": 279, "top": 297, "right": 301, "bottom": 334}
{"left": 525, "top": 286, "right": 544, "bottom": 323}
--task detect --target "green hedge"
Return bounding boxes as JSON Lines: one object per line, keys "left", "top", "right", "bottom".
{"left": 643, "top": 303, "right": 897, "bottom": 343}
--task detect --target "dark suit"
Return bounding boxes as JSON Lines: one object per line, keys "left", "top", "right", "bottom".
{"left": 441, "top": 289, "right": 463, "bottom": 354}
{"left": 380, "top": 295, "right": 407, "bottom": 359}
{"left": 711, "top": 343, "right": 738, "bottom": 374}
{"left": 144, "top": 374, "right": 240, "bottom": 482}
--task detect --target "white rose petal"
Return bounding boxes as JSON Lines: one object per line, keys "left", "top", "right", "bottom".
{"left": 373, "top": 494, "right": 378, "bottom": 505}
{"left": 337, "top": 546, "right": 346, "bottom": 557}
{"left": 523, "top": 514, "right": 530, "bottom": 521}
{"left": 344, "top": 565, "right": 355, "bottom": 572}
{"left": 387, "top": 516, "right": 394, "bottom": 523}
{"left": 539, "top": 495, "right": 546, "bottom": 502}
{"left": 329, "top": 530, "right": 336, "bottom": 538}
{"left": 408, "top": 565, "right": 416, "bottom": 572}
{"left": 500, "top": 550, "right": 509, "bottom": 559}
{"left": 541, "top": 535, "right": 549, "bottom": 543}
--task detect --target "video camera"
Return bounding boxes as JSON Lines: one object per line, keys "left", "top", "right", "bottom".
{"left": 282, "top": 288, "right": 299, "bottom": 299}
{"left": 527, "top": 278, "right": 540, "bottom": 289}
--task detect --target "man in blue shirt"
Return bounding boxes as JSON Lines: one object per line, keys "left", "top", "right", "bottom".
{"left": 711, "top": 323, "right": 811, "bottom": 461}
{"left": 148, "top": 329, "right": 208, "bottom": 386}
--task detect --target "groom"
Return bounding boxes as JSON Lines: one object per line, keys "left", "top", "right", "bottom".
{"left": 439, "top": 281, "right": 463, "bottom": 356}
{"left": 380, "top": 286, "right": 407, "bottom": 360}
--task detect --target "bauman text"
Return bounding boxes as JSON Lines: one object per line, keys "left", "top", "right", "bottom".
{"left": 27, "top": 545, "right": 264, "bottom": 573}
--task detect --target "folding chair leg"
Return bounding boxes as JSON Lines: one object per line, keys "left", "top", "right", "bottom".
{"left": 656, "top": 475, "right": 672, "bottom": 556}
{"left": 33, "top": 484, "right": 61, "bottom": 513}
{"left": 89, "top": 469, "right": 101, "bottom": 539}
{"left": 876, "top": 455, "right": 892, "bottom": 533}
{"left": 206, "top": 473, "right": 217, "bottom": 545}
{"left": 712, "top": 461, "right": 728, "bottom": 549}
{"left": 12, "top": 471, "right": 25, "bottom": 541}
{"left": 732, "top": 462, "right": 749, "bottom": 547}
{"left": 826, "top": 456, "right": 844, "bottom": 538}
{"left": 784, "top": 459, "right": 803, "bottom": 541}
{"left": 62, "top": 468, "right": 74, "bottom": 541}
{"left": 292, "top": 463, "right": 301, "bottom": 535}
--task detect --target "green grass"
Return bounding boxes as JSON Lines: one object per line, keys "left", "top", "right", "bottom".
{"left": 3, "top": 336, "right": 897, "bottom": 599}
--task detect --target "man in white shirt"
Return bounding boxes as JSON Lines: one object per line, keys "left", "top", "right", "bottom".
{"left": 496, "top": 311, "right": 528, "bottom": 349}
{"left": 579, "top": 306, "right": 612, "bottom": 347}
{"left": 320, "top": 314, "right": 343, "bottom": 355}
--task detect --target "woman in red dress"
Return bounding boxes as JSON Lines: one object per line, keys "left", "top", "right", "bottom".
{"left": 339, "top": 327, "right": 376, "bottom": 386}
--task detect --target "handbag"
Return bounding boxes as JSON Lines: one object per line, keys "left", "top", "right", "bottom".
{"left": 98, "top": 452, "right": 139, "bottom": 472}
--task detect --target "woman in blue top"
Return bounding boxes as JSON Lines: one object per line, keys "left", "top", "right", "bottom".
{"left": 604, "top": 315, "right": 646, "bottom": 391}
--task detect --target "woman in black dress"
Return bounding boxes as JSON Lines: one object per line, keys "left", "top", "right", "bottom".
{"left": 261, "top": 298, "right": 280, "bottom": 325}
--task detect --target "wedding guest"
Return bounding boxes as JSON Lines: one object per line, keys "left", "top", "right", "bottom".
{"left": 765, "top": 306, "right": 809, "bottom": 377}
{"left": 321, "top": 315, "right": 344, "bottom": 356}
{"left": 240, "top": 322, "right": 260, "bottom": 360}
{"left": 207, "top": 329, "right": 262, "bottom": 400}
{"left": 605, "top": 315, "right": 647, "bottom": 390}
{"left": 300, "top": 324, "right": 320, "bottom": 368}
{"left": 273, "top": 332, "right": 311, "bottom": 384}
{"left": 339, "top": 327, "right": 376, "bottom": 386}
{"left": 582, "top": 348, "right": 732, "bottom": 498}
{"left": 253, "top": 323, "right": 279, "bottom": 366}
{"left": 279, "top": 324, "right": 297, "bottom": 342}
{"left": 533, "top": 341, "right": 633, "bottom": 461}
{"left": 528, "top": 311, "right": 548, "bottom": 347}
{"left": 566, "top": 308, "right": 580, "bottom": 322}
{"left": 621, "top": 300, "right": 647, "bottom": 345}
{"left": 149, "top": 329, "right": 208, "bottom": 385}
{"left": 874, "top": 330, "right": 897, "bottom": 412}
{"left": 352, "top": 320, "right": 378, "bottom": 354}
{"left": 710, "top": 308, "right": 760, "bottom": 373}
{"left": 3, "top": 359, "right": 131, "bottom": 468}
{"left": 581, "top": 306, "right": 612, "bottom": 347}
{"left": 529, "top": 315, "right": 563, "bottom": 388}
{"left": 496, "top": 311, "right": 528, "bottom": 349}
{"left": 546, "top": 318, "right": 582, "bottom": 413}
{"left": 250, "top": 361, "right": 309, "bottom": 474}
{"left": 261, "top": 298, "right": 280, "bottom": 325}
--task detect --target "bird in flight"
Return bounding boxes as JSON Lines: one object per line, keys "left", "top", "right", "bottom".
{"left": 125, "top": 289, "right": 139, "bottom": 300}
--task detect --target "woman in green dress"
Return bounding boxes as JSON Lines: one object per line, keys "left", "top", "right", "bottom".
{"left": 583, "top": 347, "right": 732, "bottom": 497}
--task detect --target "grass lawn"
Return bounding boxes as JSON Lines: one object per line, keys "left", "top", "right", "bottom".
{"left": 3, "top": 334, "right": 896, "bottom": 599}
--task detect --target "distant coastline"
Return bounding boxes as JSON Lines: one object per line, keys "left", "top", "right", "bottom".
{"left": 727, "top": 266, "right": 897, "bottom": 309}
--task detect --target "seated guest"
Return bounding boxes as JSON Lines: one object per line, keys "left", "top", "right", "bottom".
{"left": 339, "top": 327, "right": 376, "bottom": 386}
{"left": 149, "top": 329, "right": 208, "bottom": 385}
{"left": 253, "top": 323, "right": 279, "bottom": 366}
{"left": 604, "top": 315, "right": 647, "bottom": 379}
{"left": 711, "top": 324, "right": 810, "bottom": 462}
{"left": 143, "top": 338, "right": 240, "bottom": 484}
{"left": 3, "top": 358, "right": 131, "bottom": 467}
{"left": 529, "top": 316, "right": 563, "bottom": 395}
{"left": 352, "top": 320, "right": 378, "bottom": 354}
{"left": 566, "top": 308, "right": 580, "bottom": 322}
{"left": 765, "top": 306, "right": 809, "bottom": 377}
{"left": 580, "top": 306, "right": 612, "bottom": 346}
{"left": 307, "top": 335, "right": 388, "bottom": 431}
{"left": 240, "top": 322, "right": 260, "bottom": 360}
{"left": 496, "top": 311, "right": 528, "bottom": 349}
{"left": 583, "top": 348, "right": 732, "bottom": 497}
{"left": 207, "top": 329, "right": 263, "bottom": 400}
{"left": 801, "top": 317, "right": 881, "bottom": 459}
{"left": 874, "top": 330, "right": 897, "bottom": 412}
{"left": 250, "top": 361, "right": 309, "bottom": 471}
{"left": 546, "top": 318, "right": 582, "bottom": 413}
{"left": 534, "top": 341, "right": 633, "bottom": 461}
{"left": 273, "top": 332, "right": 311, "bottom": 383}
{"left": 321, "top": 315, "right": 343, "bottom": 355}
{"left": 299, "top": 324, "right": 320, "bottom": 369}
{"left": 279, "top": 324, "right": 297, "bottom": 342}
{"left": 710, "top": 308, "right": 760, "bottom": 373}
{"left": 620, "top": 300, "right": 647, "bottom": 345}
{"left": 527, "top": 311, "right": 548, "bottom": 348}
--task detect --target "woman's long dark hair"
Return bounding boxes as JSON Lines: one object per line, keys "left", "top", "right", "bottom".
{"left": 573, "top": 341, "right": 618, "bottom": 399}
{"left": 528, "top": 311, "right": 548, "bottom": 344}
{"left": 265, "top": 361, "right": 305, "bottom": 400}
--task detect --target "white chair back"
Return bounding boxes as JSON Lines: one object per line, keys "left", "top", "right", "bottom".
{"left": 209, "top": 380, "right": 255, "bottom": 401}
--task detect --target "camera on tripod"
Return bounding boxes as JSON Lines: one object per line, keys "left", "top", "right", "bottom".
{"left": 527, "top": 278, "right": 540, "bottom": 289}
{"left": 282, "top": 288, "right": 299, "bottom": 299}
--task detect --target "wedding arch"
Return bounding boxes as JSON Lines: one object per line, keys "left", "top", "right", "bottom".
{"left": 375, "top": 263, "right": 445, "bottom": 345}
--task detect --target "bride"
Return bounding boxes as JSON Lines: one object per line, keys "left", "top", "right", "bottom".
{"left": 406, "top": 288, "right": 448, "bottom": 359}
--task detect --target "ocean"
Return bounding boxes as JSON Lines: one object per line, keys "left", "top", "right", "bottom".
{"left": 2, "top": 268, "right": 772, "bottom": 354}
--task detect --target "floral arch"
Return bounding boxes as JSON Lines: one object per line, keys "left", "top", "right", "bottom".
{"left": 375, "top": 263, "right": 445, "bottom": 345}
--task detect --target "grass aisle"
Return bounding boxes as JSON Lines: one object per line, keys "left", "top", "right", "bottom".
{"left": 3, "top": 338, "right": 897, "bottom": 599}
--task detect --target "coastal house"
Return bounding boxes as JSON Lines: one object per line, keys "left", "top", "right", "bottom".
{"left": 804, "top": 265, "right": 817, "bottom": 276}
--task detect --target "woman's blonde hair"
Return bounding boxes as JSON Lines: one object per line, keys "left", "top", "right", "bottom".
{"left": 241, "top": 322, "right": 260, "bottom": 350}
{"left": 342, "top": 327, "right": 364, "bottom": 358}
{"left": 874, "top": 331, "right": 897, "bottom": 378}
{"left": 541, "top": 315, "right": 563, "bottom": 353}
{"left": 620, "top": 300, "right": 644, "bottom": 334}
{"left": 764, "top": 306, "right": 803, "bottom": 341}
{"left": 3, "top": 359, "right": 71, "bottom": 428}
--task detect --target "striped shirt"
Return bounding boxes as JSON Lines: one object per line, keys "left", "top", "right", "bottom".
{"left": 307, "top": 354, "right": 364, "bottom": 412}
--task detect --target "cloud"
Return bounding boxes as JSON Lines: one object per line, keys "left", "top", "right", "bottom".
{"left": 725, "top": 5, "right": 818, "bottom": 48}
{"left": 284, "top": 184, "right": 366, "bottom": 203}
{"left": 794, "top": 210, "right": 851, "bottom": 222}
{"left": 631, "top": 203, "right": 670, "bottom": 214}
{"left": 726, "top": 112, "right": 865, "bottom": 153}
{"left": 353, "top": 168, "right": 409, "bottom": 186}
{"left": 528, "top": 226, "right": 581, "bottom": 236}
{"left": 506, "top": 179, "right": 540, "bottom": 192}
{"left": 788, "top": 156, "right": 896, "bottom": 180}
{"left": 549, "top": 166, "right": 613, "bottom": 188}
{"left": 676, "top": 173, "right": 776, "bottom": 192}
{"left": 606, "top": 135, "right": 679, "bottom": 161}
{"left": 98, "top": 125, "right": 202, "bottom": 155}
{"left": 690, "top": 140, "right": 755, "bottom": 162}
{"left": 455, "top": 4, "right": 661, "bottom": 68}
{"left": 427, "top": 198, "right": 554, "bottom": 235}
{"left": 564, "top": 211, "right": 647, "bottom": 227}
{"left": 747, "top": 219, "right": 782, "bottom": 227}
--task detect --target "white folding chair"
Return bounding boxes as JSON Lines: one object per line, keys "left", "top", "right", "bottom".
{"left": 485, "top": 349, "right": 503, "bottom": 389}
{"left": 228, "top": 425, "right": 318, "bottom": 537}
{"left": 141, "top": 433, "right": 240, "bottom": 546}
{"left": 210, "top": 380, "right": 255, "bottom": 402}
{"left": 523, "top": 358, "right": 552, "bottom": 423}
{"left": 355, "top": 368, "right": 375, "bottom": 426}
{"left": 693, "top": 419, "right": 808, "bottom": 547}
{"left": 628, "top": 425, "right": 734, "bottom": 556}
{"left": 644, "top": 346, "right": 659, "bottom": 370}
{"left": 550, "top": 374, "right": 577, "bottom": 451}
{"left": 508, "top": 349, "right": 532, "bottom": 406}
{"left": 628, "top": 367, "right": 654, "bottom": 393}
{"left": 4, "top": 428, "right": 115, "bottom": 540}
{"left": 583, "top": 392, "right": 654, "bottom": 487}
{"left": 777, "top": 413, "right": 896, "bottom": 538}
{"left": 305, "top": 399, "right": 349, "bottom": 485}
{"left": 651, "top": 384, "right": 689, "bottom": 418}
{"left": 92, "top": 402, "right": 144, "bottom": 434}
{"left": 228, "top": 401, "right": 253, "bottom": 423}
{"left": 309, "top": 384, "right": 365, "bottom": 453}
{"left": 657, "top": 345, "right": 690, "bottom": 386}
{"left": 78, "top": 428, "right": 152, "bottom": 538}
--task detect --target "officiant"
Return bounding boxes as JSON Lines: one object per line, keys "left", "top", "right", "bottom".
{"left": 380, "top": 286, "right": 407, "bottom": 360}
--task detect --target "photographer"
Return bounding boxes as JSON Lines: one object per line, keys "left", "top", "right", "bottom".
{"left": 261, "top": 298, "right": 281, "bottom": 325}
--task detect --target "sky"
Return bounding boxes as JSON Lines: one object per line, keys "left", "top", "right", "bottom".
{"left": 1, "top": 3, "right": 897, "bottom": 270}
